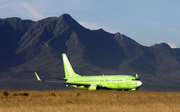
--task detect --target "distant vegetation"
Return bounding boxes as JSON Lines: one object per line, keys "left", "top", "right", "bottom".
{"left": 0, "top": 90, "right": 180, "bottom": 112}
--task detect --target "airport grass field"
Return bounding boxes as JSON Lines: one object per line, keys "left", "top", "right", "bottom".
{"left": 0, "top": 90, "right": 180, "bottom": 112}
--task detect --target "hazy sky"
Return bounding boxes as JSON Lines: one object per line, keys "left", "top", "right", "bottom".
{"left": 1, "top": 0, "right": 180, "bottom": 48}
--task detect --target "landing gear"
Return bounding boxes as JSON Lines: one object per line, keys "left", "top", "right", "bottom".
{"left": 117, "top": 89, "right": 130, "bottom": 91}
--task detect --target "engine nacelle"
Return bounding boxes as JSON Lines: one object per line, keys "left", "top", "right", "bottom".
{"left": 88, "top": 85, "right": 100, "bottom": 90}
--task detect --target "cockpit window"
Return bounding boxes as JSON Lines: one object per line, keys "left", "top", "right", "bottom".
{"left": 132, "top": 78, "right": 140, "bottom": 81}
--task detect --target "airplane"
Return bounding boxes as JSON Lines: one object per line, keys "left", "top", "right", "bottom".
{"left": 35, "top": 53, "right": 142, "bottom": 91}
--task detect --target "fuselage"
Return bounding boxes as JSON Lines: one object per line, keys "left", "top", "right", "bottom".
{"left": 66, "top": 75, "right": 142, "bottom": 90}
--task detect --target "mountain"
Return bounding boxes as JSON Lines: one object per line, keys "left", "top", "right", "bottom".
{"left": 0, "top": 14, "right": 180, "bottom": 91}
{"left": 0, "top": 17, "right": 34, "bottom": 72}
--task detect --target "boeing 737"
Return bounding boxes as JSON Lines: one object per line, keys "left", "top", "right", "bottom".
{"left": 35, "top": 53, "right": 142, "bottom": 91}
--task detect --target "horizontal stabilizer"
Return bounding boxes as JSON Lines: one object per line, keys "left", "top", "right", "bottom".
{"left": 34, "top": 72, "right": 67, "bottom": 83}
{"left": 35, "top": 72, "right": 43, "bottom": 81}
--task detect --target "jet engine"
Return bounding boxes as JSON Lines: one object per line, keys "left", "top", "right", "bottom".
{"left": 88, "top": 85, "right": 100, "bottom": 90}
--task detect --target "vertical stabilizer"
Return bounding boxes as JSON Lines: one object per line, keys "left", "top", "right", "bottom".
{"left": 62, "top": 53, "right": 81, "bottom": 78}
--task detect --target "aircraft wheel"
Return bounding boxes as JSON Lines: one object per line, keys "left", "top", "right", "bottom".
{"left": 117, "top": 89, "right": 123, "bottom": 91}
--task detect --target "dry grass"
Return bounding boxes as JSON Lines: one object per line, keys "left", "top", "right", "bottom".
{"left": 0, "top": 90, "right": 180, "bottom": 112}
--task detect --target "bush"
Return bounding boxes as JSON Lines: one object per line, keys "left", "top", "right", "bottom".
{"left": 13, "top": 92, "right": 29, "bottom": 97}
{"left": 50, "top": 93, "right": 55, "bottom": 96}
{"left": 23, "top": 93, "right": 29, "bottom": 96}
{"left": 13, "top": 93, "right": 18, "bottom": 96}
{"left": 3, "top": 91, "right": 9, "bottom": 96}
{"left": 77, "top": 93, "right": 80, "bottom": 96}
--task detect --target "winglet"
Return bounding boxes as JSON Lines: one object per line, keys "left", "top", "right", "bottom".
{"left": 35, "top": 72, "right": 42, "bottom": 81}
{"left": 136, "top": 74, "right": 138, "bottom": 78}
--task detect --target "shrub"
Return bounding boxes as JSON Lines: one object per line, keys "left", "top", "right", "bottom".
{"left": 23, "top": 93, "right": 29, "bottom": 96}
{"left": 50, "top": 93, "right": 55, "bottom": 96}
{"left": 13, "top": 93, "right": 18, "bottom": 96}
{"left": 77, "top": 93, "right": 80, "bottom": 96}
{"left": 3, "top": 91, "right": 9, "bottom": 96}
{"left": 13, "top": 92, "right": 29, "bottom": 97}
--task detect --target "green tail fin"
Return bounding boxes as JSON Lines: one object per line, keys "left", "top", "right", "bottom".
{"left": 62, "top": 53, "right": 81, "bottom": 78}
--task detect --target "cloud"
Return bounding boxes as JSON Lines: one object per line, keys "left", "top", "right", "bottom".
{"left": 18, "top": 1, "right": 45, "bottom": 20}
{"left": 0, "top": 0, "right": 46, "bottom": 20}
{"left": 149, "top": 21, "right": 160, "bottom": 27}
{"left": 79, "top": 22, "right": 101, "bottom": 30}
{"left": 141, "top": 43, "right": 179, "bottom": 48}
{"left": 79, "top": 21, "right": 119, "bottom": 33}
{"left": 167, "top": 43, "right": 179, "bottom": 48}
{"left": 165, "top": 29, "right": 178, "bottom": 32}
{"left": 140, "top": 43, "right": 152, "bottom": 47}
{"left": 0, "top": 6, "right": 6, "bottom": 9}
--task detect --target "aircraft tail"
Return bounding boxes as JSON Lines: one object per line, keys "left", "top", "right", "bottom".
{"left": 62, "top": 53, "right": 81, "bottom": 78}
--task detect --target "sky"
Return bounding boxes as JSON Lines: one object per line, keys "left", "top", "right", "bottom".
{"left": 1, "top": 0, "right": 180, "bottom": 48}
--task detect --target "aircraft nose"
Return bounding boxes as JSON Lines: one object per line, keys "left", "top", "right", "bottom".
{"left": 137, "top": 81, "right": 142, "bottom": 87}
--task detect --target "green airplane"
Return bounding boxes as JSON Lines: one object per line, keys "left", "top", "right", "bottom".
{"left": 35, "top": 53, "right": 142, "bottom": 91}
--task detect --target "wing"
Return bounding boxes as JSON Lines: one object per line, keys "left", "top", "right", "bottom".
{"left": 64, "top": 82, "right": 91, "bottom": 87}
